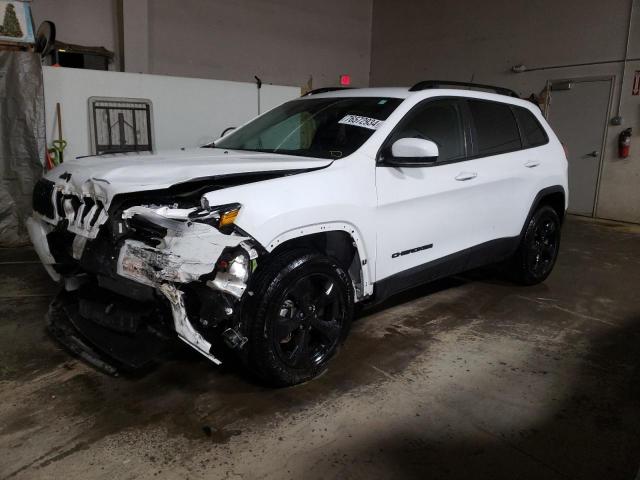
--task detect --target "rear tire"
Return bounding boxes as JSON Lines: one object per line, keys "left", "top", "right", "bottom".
{"left": 509, "top": 205, "right": 561, "bottom": 285}
{"left": 243, "top": 249, "right": 353, "bottom": 387}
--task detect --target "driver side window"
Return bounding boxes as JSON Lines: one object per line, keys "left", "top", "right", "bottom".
{"left": 393, "top": 99, "right": 466, "bottom": 162}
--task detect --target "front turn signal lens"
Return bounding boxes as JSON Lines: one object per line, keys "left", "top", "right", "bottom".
{"left": 219, "top": 208, "right": 240, "bottom": 228}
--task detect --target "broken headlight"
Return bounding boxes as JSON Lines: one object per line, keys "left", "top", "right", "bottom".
{"left": 206, "top": 249, "right": 250, "bottom": 299}
{"left": 189, "top": 201, "right": 241, "bottom": 233}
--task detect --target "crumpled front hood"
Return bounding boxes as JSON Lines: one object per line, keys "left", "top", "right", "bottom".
{"left": 45, "top": 148, "right": 332, "bottom": 204}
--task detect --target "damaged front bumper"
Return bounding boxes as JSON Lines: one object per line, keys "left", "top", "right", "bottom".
{"left": 117, "top": 205, "right": 253, "bottom": 286}
{"left": 116, "top": 205, "right": 258, "bottom": 365}
{"left": 29, "top": 192, "right": 260, "bottom": 369}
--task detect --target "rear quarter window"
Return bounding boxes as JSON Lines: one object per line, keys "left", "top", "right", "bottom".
{"left": 513, "top": 106, "right": 549, "bottom": 147}
{"left": 468, "top": 99, "right": 521, "bottom": 156}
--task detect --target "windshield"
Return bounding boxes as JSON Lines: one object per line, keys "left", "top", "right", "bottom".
{"left": 214, "top": 97, "right": 402, "bottom": 159}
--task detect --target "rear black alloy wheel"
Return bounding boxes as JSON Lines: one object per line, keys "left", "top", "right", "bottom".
{"left": 512, "top": 205, "right": 561, "bottom": 285}
{"left": 528, "top": 214, "right": 559, "bottom": 278}
{"left": 244, "top": 250, "right": 353, "bottom": 386}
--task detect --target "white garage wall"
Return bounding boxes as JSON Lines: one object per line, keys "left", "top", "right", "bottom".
{"left": 42, "top": 67, "right": 299, "bottom": 162}
{"left": 31, "top": 0, "right": 373, "bottom": 89}
{"left": 370, "top": 0, "right": 640, "bottom": 224}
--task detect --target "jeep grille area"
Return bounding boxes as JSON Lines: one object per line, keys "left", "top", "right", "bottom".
{"left": 32, "top": 178, "right": 108, "bottom": 238}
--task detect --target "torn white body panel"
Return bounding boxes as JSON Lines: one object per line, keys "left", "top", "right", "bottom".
{"left": 117, "top": 205, "right": 254, "bottom": 364}
{"left": 159, "top": 283, "right": 221, "bottom": 365}
{"left": 117, "top": 205, "right": 248, "bottom": 286}
{"left": 126, "top": 205, "right": 197, "bottom": 220}
{"left": 206, "top": 253, "right": 250, "bottom": 299}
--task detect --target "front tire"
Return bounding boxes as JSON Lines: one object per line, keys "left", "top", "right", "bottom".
{"left": 243, "top": 249, "right": 353, "bottom": 387}
{"left": 510, "top": 205, "right": 561, "bottom": 285}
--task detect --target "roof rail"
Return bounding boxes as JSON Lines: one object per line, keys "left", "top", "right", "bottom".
{"left": 301, "top": 87, "right": 352, "bottom": 97}
{"left": 409, "top": 80, "right": 519, "bottom": 98}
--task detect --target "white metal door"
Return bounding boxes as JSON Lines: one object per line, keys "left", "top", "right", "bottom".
{"left": 547, "top": 78, "right": 612, "bottom": 216}
{"left": 375, "top": 162, "right": 482, "bottom": 281}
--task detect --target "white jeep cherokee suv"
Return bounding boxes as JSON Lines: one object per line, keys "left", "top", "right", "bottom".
{"left": 29, "top": 81, "right": 568, "bottom": 386}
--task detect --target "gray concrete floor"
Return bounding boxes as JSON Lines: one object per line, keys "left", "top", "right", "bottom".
{"left": 1, "top": 216, "right": 639, "bottom": 480}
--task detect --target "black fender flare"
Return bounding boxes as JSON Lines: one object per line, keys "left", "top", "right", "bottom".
{"left": 519, "top": 185, "right": 567, "bottom": 239}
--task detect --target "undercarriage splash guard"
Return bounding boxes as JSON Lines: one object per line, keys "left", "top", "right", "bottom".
{"left": 47, "top": 291, "right": 174, "bottom": 375}
{"left": 47, "top": 298, "right": 119, "bottom": 376}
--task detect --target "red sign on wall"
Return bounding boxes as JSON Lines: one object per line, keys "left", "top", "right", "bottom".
{"left": 633, "top": 71, "right": 640, "bottom": 96}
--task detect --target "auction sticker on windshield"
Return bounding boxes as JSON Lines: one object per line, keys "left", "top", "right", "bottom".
{"left": 338, "top": 114, "right": 383, "bottom": 130}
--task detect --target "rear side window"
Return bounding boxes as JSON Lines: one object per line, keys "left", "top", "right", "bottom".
{"left": 468, "top": 100, "right": 521, "bottom": 156}
{"left": 390, "top": 99, "right": 466, "bottom": 162}
{"left": 513, "top": 106, "right": 548, "bottom": 147}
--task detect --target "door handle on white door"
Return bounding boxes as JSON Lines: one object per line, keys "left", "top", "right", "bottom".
{"left": 455, "top": 172, "right": 477, "bottom": 181}
{"left": 524, "top": 160, "right": 541, "bottom": 168}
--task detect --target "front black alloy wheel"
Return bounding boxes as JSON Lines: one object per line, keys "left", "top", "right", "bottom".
{"left": 273, "top": 273, "right": 345, "bottom": 369}
{"left": 243, "top": 249, "right": 353, "bottom": 386}
{"left": 511, "top": 205, "right": 561, "bottom": 285}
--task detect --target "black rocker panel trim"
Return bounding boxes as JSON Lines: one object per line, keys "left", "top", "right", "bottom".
{"left": 374, "top": 236, "right": 520, "bottom": 303}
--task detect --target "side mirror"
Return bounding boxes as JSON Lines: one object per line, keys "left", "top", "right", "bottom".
{"left": 386, "top": 138, "right": 439, "bottom": 166}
